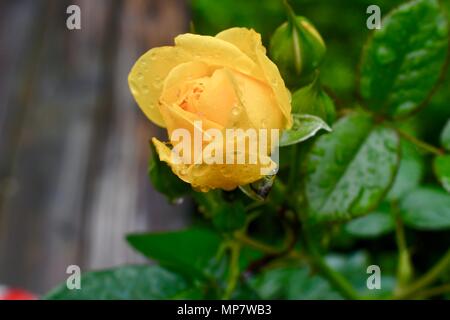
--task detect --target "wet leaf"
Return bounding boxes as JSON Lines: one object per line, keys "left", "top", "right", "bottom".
{"left": 400, "top": 187, "right": 450, "bottom": 230}
{"left": 249, "top": 266, "right": 341, "bottom": 299}
{"left": 127, "top": 228, "right": 221, "bottom": 279}
{"left": 239, "top": 174, "right": 276, "bottom": 201}
{"left": 441, "top": 119, "right": 450, "bottom": 151}
{"left": 305, "top": 112, "right": 400, "bottom": 222}
{"left": 344, "top": 202, "right": 395, "bottom": 239}
{"left": 45, "top": 265, "right": 201, "bottom": 300}
{"left": 280, "top": 114, "right": 331, "bottom": 147}
{"left": 359, "top": 0, "right": 448, "bottom": 118}
{"left": 291, "top": 78, "right": 336, "bottom": 125}
{"left": 433, "top": 155, "right": 450, "bottom": 193}
{"left": 387, "top": 140, "right": 425, "bottom": 200}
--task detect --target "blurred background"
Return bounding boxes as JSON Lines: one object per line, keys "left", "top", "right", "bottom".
{"left": 0, "top": 0, "right": 449, "bottom": 295}
{"left": 0, "top": 0, "right": 192, "bottom": 295}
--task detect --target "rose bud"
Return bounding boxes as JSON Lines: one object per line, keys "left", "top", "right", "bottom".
{"left": 270, "top": 2, "right": 326, "bottom": 88}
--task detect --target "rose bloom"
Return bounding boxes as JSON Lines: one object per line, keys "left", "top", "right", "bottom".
{"left": 129, "top": 28, "right": 292, "bottom": 191}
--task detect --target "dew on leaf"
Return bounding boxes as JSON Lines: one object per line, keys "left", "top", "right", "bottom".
{"left": 376, "top": 45, "right": 397, "bottom": 65}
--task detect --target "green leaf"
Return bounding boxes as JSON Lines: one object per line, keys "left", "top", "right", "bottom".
{"left": 45, "top": 265, "right": 201, "bottom": 300}
{"left": 387, "top": 140, "right": 425, "bottom": 200}
{"left": 148, "top": 142, "right": 190, "bottom": 202}
{"left": 359, "top": 0, "right": 448, "bottom": 118}
{"left": 344, "top": 202, "right": 395, "bottom": 239}
{"left": 127, "top": 228, "right": 221, "bottom": 278}
{"left": 441, "top": 119, "right": 450, "bottom": 151}
{"left": 212, "top": 201, "right": 246, "bottom": 232}
{"left": 291, "top": 78, "right": 336, "bottom": 124}
{"left": 325, "top": 251, "right": 396, "bottom": 298}
{"left": 400, "top": 187, "right": 450, "bottom": 230}
{"left": 239, "top": 174, "right": 276, "bottom": 201}
{"left": 434, "top": 155, "right": 450, "bottom": 193}
{"left": 280, "top": 114, "right": 331, "bottom": 147}
{"left": 250, "top": 251, "right": 395, "bottom": 299}
{"left": 249, "top": 266, "right": 341, "bottom": 300}
{"left": 305, "top": 112, "right": 400, "bottom": 222}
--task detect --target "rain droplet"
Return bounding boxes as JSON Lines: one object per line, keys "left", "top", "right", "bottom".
{"left": 436, "top": 16, "right": 448, "bottom": 37}
{"left": 395, "top": 101, "right": 416, "bottom": 116}
{"left": 142, "top": 85, "right": 149, "bottom": 94}
{"left": 192, "top": 164, "right": 208, "bottom": 177}
{"left": 376, "top": 45, "right": 396, "bottom": 65}
{"left": 231, "top": 106, "right": 241, "bottom": 117}
{"left": 137, "top": 72, "right": 144, "bottom": 81}
{"left": 261, "top": 119, "right": 268, "bottom": 128}
{"left": 130, "top": 82, "right": 139, "bottom": 95}
{"left": 271, "top": 78, "right": 278, "bottom": 87}
{"left": 220, "top": 166, "right": 232, "bottom": 178}
{"left": 172, "top": 197, "right": 184, "bottom": 205}
{"left": 153, "top": 81, "right": 162, "bottom": 89}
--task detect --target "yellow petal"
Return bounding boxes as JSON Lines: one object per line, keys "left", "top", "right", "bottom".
{"left": 216, "top": 28, "right": 292, "bottom": 128}
{"left": 152, "top": 137, "right": 192, "bottom": 183}
{"left": 160, "top": 61, "right": 213, "bottom": 113}
{"left": 196, "top": 68, "right": 239, "bottom": 127}
{"left": 128, "top": 46, "right": 192, "bottom": 127}
{"left": 159, "top": 103, "right": 223, "bottom": 143}
{"left": 174, "top": 33, "right": 265, "bottom": 82}
{"left": 162, "top": 61, "right": 213, "bottom": 93}
{"left": 228, "top": 69, "right": 285, "bottom": 130}
{"left": 216, "top": 27, "right": 263, "bottom": 63}
{"left": 152, "top": 137, "right": 275, "bottom": 191}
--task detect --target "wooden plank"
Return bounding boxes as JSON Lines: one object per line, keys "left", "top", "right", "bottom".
{"left": 0, "top": 0, "right": 191, "bottom": 294}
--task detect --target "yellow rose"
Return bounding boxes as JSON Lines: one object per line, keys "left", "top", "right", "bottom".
{"left": 128, "top": 28, "right": 292, "bottom": 191}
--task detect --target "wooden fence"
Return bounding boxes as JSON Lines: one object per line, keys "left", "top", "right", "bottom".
{"left": 0, "top": 0, "right": 191, "bottom": 294}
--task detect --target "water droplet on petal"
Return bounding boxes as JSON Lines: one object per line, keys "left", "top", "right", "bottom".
{"left": 142, "top": 85, "right": 149, "bottom": 94}
{"left": 261, "top": 119, "right": 268, "bottom": 128}
{"left": 130, "top": 82, "right": 139, "bottom": 95}
{"left": 179, "top": 168, "right": 188, "bottom": 176}
{"left": 220, "top": 166, "right": 232, "bottom": 178}
{"left": 192, "top": 164, "right": 208, "bottom": 177}
{"left": 231, "top": 106, "right": 241, "bottom": 117}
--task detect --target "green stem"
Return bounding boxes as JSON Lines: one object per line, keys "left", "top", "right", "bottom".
{"left": 223, "top": 242, "right": 241, "bottom": 300}
{"left": 418, "top": 283, "right": 450, "bottom": 300}
{"left": 302, "top": 226, "right": 360, "bottom": 300}
{"left": 396, "top": 129, "right": 444, "bottom": 156}
{"left": 392, "top": 202, "right": 413, "bottom": 290}
{"left": 235, "top": 232, "right": 285, "bottom": 255}
{"left": 395, "top": 248, "right": 450, "bottom": 299}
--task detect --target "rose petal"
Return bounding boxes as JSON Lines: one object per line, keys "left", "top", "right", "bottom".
{"left": 152, "top": 137, "right": 276, "bottom": 191}
{"left": 128, "top": 46, "right": 191, "bottom": 127}
{"left": 216, "top": 28, "right": 292, "bottom": 128}
{"left": 196, "top": 68, "right": 239, "bottom": 127}
{"left": 174, "top": 33, "right": 265, "bottom": 82}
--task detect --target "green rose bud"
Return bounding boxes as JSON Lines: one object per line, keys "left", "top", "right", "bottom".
{"left": 291, "top": 77, "right": 336, "bottom": 125}
{"left": 270, "top": 2, "right": 326, "bottom": 89}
